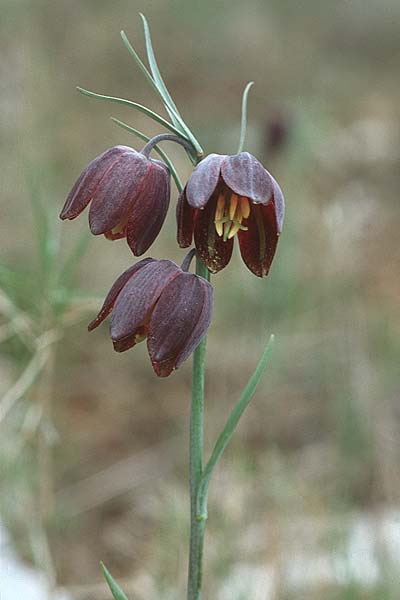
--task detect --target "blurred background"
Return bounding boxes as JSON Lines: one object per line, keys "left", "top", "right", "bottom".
{"left": 1, "top": 0, "right": 400, "bottom": 598}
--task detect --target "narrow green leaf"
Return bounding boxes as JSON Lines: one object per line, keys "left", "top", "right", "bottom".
{"left": 139, "top": 14, "right": 204, "bottom": 161}
{"left": 121, "top": 31, "right": 188, "bottom": 144}
{"left": 162, "top": 103, "right": 204, "bottom": 163}
{"left": 120, "top": 30, "right": 162, "bottom": 100}
{"left": 139, "top": 14, "right": 180, "bottom": 114}
{"left": 110, "top": 117, "right": 183, "bottom": 192}
{"left": 197, "top": 334, "right": 274, "bottom": 518}
{"left": 101, "top": 562, "right": 129, "bottom": 600}
{"left": 120, "top": 29, "right": 183, "bottom": 134}
{"left": 77, "top": 87, "right": 186, "bottom": 138}
{"left": 237, "top": 81, "right": 254, "bottom": 153}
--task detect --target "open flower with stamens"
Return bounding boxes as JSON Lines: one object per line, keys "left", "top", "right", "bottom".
{"left": 88, "top": 258, "right": 213, "bottom": 377}
{"left": 177, "top": 152, "right": 285, "bottom": 276}
{"left": 60, "top": 145, "right": 170, "bottom": 256}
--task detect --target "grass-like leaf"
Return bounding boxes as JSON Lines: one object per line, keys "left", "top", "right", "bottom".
{"left": 77, "top": 87, "right": 186, "bottom": 138}
{"left": 101, "top": 562, "right": 129, "bottom": 600}
{"left": 237, "top": 81, "right": 254, "bottom": 153}
{"left": 139, "top": 14, "right": 204, "bottom": 160}
{"left": 197, "top": 334, "right": 274, "bottom": 518}
{"left": 139, "top": 14, "right": 180, "bottom": 116}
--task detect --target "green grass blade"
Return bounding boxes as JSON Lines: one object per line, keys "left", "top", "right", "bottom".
{"left": 110, "top": 117, "right": 183, "bottom": 192}
{"left": 59, "top": 229, "right": 91, "bottom": 289}
{"left": 197, "top": 334, "right": 275, "bottom": 518}
{"left": 25, "top": 163, "right": 60, "bottom": 276}
{"left": 77, "top": 87, "right": 187, "bottom": 138}
{"left": 101, "top": 563, "right": 129, "bottom": 600}
{"left": 237, "top": 81, "right": 254, "bottom": 153}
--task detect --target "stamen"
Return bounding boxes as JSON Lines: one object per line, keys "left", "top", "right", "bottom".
{"left": 227, "top": 221, "right": 248, "bottom": 239}
{"left": 214, "top": 193, "right": 226, "bottom": 237}
{"left": 223, "top": 220, "right": 232, "bottom": 242}
{"left": 105, "top": 215, "right": 129, "bottom": 240}
{"left": 215, "top": 194, "right": 225, "bottom": 221}
{"left": 227, "top": 221, "right": 241, "bottom": 239}
{"left": 215, "top": 220, "right": 223, "bottom": 237}
{"left": 134, "top": 331, "right": 147, "bottom": 344}
{"left": 239, "top": 196, "right": 250, "bottom": 219}
{"left": 229, "top": 194, "right": 239, "bottom": 220}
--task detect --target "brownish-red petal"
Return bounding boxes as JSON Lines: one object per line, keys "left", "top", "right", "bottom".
{"left": 221, "top": 152, "right": 273, "bottom": 204}
{"left": 193, "top": 196, "right": 234, "bottom": 274}
{"left": 88, "top": 258, "right": 154, "bottom": 331}
{"left": 126, "top": 159, "right": 170, "bottom": 256}
{"left": 110, "top": 260, "right": 180, "bottom": 349}
{"left": 176, "top": 188, "right": 194, "bottom": 248}
{"left": 88, "top": 150, "right": 150, "bottom": 235}
{"left": 60, "top": 146, "right": 132, "bottom": 220}
{"left": 147, "top": 272, "right": 213, "bottom": 377}
{"left": 186, "top": 153, "right": 225, "bottom": 208}
{"left": 271, "top": 174, "right": 285, "bottom": 233}
{"left": 238, "top": 202, "right": 279, "bottom": 277}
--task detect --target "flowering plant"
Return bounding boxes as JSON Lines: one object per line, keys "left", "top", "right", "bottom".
{"left": 61, "top": 14, "right": 284, "bottom": 599}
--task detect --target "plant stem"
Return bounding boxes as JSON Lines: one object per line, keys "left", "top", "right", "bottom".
{"left": 187, "top": 257, "right": 210, "bottom": 600}
{"left": 140, "top": 132, "right": 197, "bottom": 163}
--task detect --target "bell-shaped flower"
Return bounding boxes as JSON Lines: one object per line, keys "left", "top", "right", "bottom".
{"left": 60, "top": 145, "right": 170, "bottom": 256}
{"left": 88, "top": 258, "right": 213, "bottom": 377}
{"left": 177, "top": 152, "right": 284, "bottom": 277}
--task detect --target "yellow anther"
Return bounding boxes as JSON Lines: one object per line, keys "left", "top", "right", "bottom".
{"left": 134, "top": 332, "right": 147, "bottom": 344}
{"left": 215, "top": 194, "right": 225, "bottom": 221}
{"left": 240, "top": 196, "right": 250, "bottom": 219}
{"left": 227, "top": 221, "right": 241, "bottom": 239}
{"left": 229, "top": 194, "right": 239, "bottom": 220}
{"left": 215, "top": 220, "right": 223, "bottom": 237}
{"left": 214, "top": 193, "right": 226, "bottom": 236}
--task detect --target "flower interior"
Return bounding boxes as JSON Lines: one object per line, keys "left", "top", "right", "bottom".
{"left": 214, "top": 192, "right": 250, "bottom": 241}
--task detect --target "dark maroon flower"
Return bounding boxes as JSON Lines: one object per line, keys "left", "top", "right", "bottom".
{"left": 177, "top": 152, "right": 284, "bottom": 277}
{"left": 60, "top": 145, "right": 170, "bottom": 256}
{"left": 88, "top": 258, "right": 213, "bottom": 377}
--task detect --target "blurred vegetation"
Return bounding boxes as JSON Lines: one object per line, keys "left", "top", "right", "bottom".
{"left": 1, "top": 0, "right": 400, "bottom": 598}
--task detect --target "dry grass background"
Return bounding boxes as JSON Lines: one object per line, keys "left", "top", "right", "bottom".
{"left": 1, "top": 0, "right": 400, "bottom": 598}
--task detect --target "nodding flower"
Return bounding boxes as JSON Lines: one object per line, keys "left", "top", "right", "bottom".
{"left": 88, "top": 258, "right": 213, "bottom": 377}
{"left": 177, "top": 152, "right": 284, "bottom": 277}
{"left": 60, "top": 145, "right": 170, "bottom": 256}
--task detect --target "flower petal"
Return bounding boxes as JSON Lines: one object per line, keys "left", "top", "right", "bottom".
{"left": 193, "top": 195, "right": 234, "bottom": 273}
{"left": 88, "top": 258, "right": 154, "bottom": 332}
{"left": 186, "top": 153, "right": 225, "bottom": 208}
{"left": 221, "top": 152, "right": 273, "bottom": 204}
{"left": 176, "top": 188, "right": 194, "bottom": 248}
{"left": 238, "top": 202, "right": 279, "bottom": 277}
{"left": 126, "top": 159, "right": 170, "bottom": 256}
{"left": 147, "top": 272, "right": 213, "bottom": 377}
{"left": 88, "top": 150, "right": 150, "bottom": 235}
{"left": 60, "top": 146, "right": 132, "bottom": 220}
{"left": 271, "top": 174, "right": 285, "bottom": 233}
{"left": 110, "top": 259, "right": 180, "bottom": 349}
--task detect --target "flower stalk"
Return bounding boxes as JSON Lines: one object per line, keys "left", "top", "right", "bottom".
{"left": 140, "top": 133, "right": 198, "bottom": 163}
{"left": 188, "top": 255, "right": 209, "bottom": 600}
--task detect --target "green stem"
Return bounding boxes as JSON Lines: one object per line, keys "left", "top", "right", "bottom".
{"left": 187, "top": 257, "right": 210, "bottom": 600}
{"left": 110, "top": 118, "right": 183, "bottom": 193}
